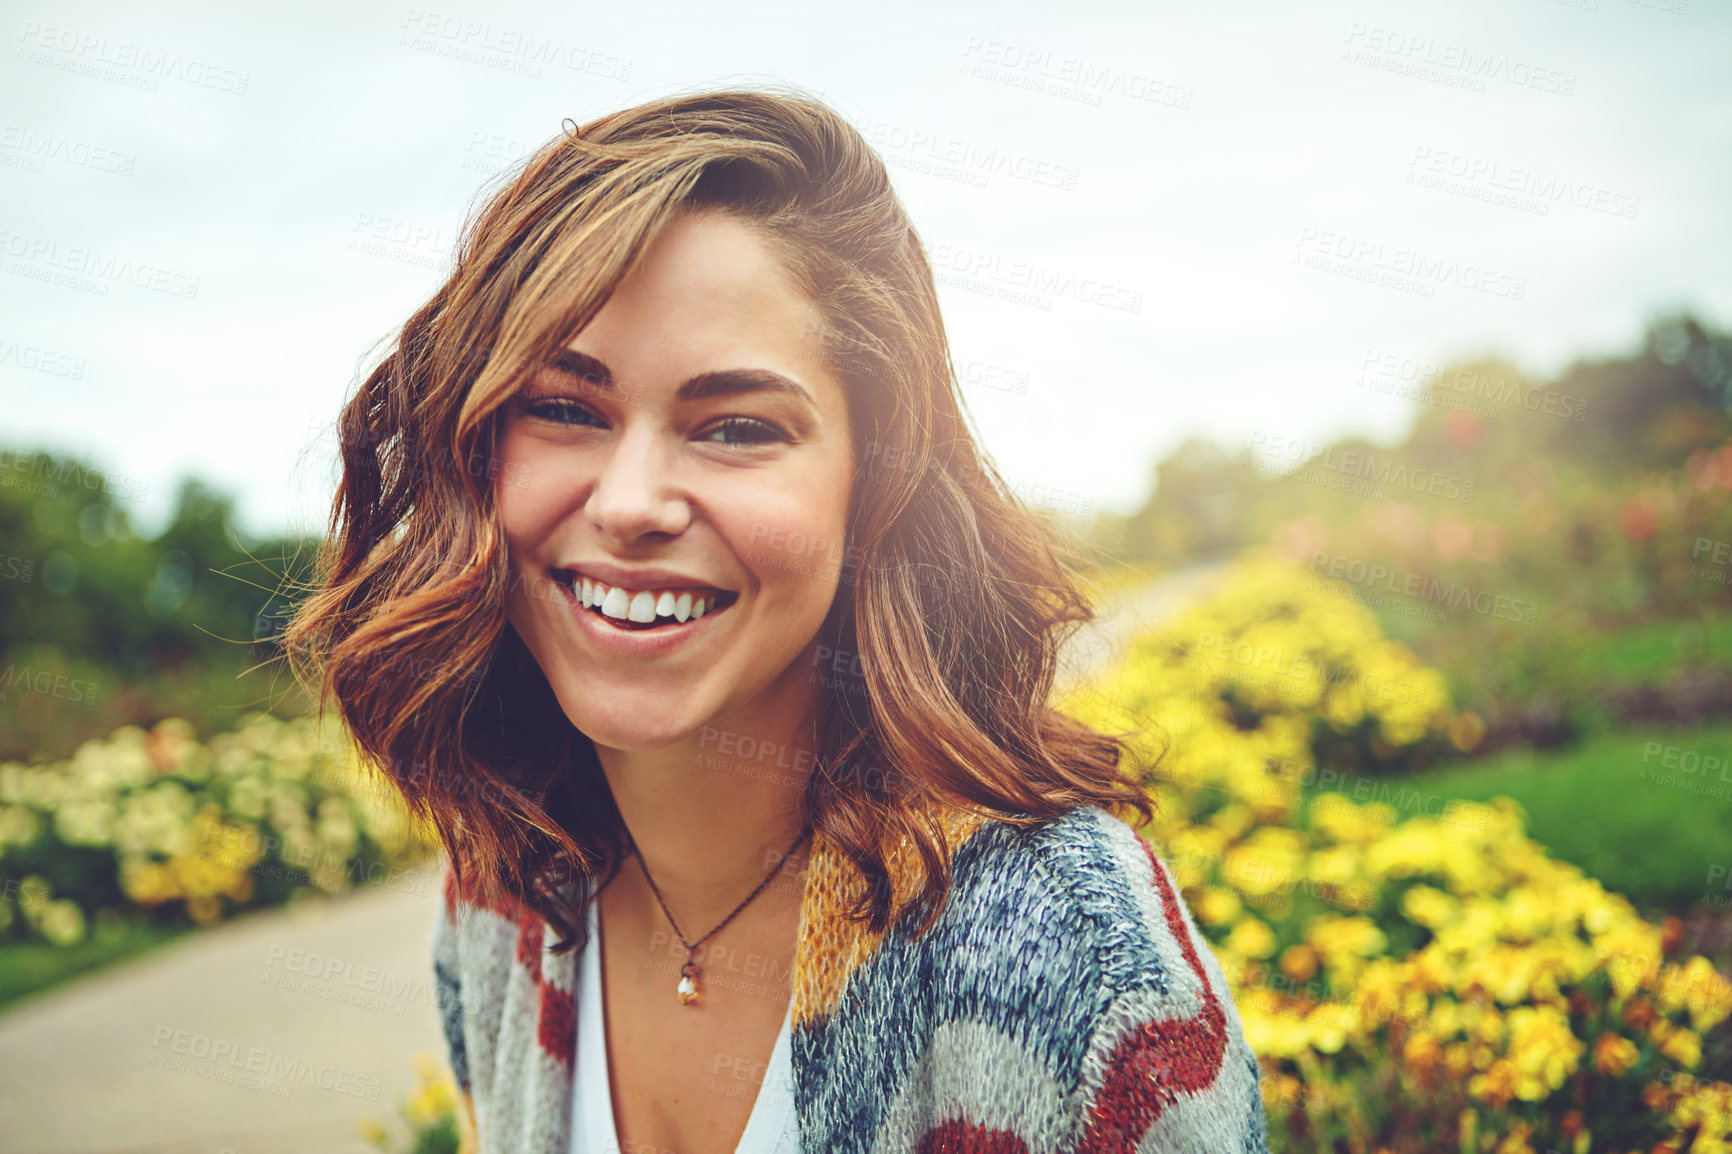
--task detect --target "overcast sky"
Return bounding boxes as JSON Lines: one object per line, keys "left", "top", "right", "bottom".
{"left": 3, "top": 0, "right": 1728, "bottom": 541}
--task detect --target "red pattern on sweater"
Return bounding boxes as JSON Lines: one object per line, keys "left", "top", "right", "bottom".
{"left": 539, "top": 979, "right": 576, "bottom": 1068}
{"left": 1076, "top": 835, "right": 1229, "bottom": 1153}
{"left": 512, "top": 907, "right": 578, "bottom": 1069}
{"left": 441, "top": 862, "right": 521, "bottom": 921}
{"left": 914, "top": 1119, "right": 1031, "bottom": 1153}
{"left": 515, "top": 908, "right": 542, "bottom": 980}
{"left": 905, "top": 834, "right": 1232, "bottom": 1154}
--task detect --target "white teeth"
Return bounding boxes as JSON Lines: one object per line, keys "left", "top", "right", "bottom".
{"left": 568, "top": 572, "right": 723, "bottom": 625}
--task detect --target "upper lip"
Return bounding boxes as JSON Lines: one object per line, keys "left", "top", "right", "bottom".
{"left": 552, "top": 559, "right": 735, "bottom": 594}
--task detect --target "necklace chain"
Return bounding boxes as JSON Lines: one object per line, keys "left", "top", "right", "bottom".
{"left": 632, "top": 823, "right": 812, "bottom": 1005}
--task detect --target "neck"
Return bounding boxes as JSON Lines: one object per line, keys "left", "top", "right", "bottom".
{"left": 593, "top": 697, "right": 818, "bottom": 935}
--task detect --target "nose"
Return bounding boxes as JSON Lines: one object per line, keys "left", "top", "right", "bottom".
{"left": 584, "top": 424, "right": 691, "bottom": 544}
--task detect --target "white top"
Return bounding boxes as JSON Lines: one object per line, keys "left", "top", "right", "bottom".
{"left": 570, "top": 899, "right": 802, "bottom": 1154}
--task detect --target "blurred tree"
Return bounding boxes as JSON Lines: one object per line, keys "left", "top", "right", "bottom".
{"left": 1120, "top": 436, "right": 1259, "bottom": 562}
{"left": 1112, "top": 313, "right": 1732, "bottom": 567}
{"left": 0, "top": 454, "right": 314, "bottom": 760}
{"left": 1405, "top": 314, "right": 1732, "bottom": 470}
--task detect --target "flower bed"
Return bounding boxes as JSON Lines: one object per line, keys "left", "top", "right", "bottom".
{"left": 1059, "top": 552, "right": 1732, "bottom": 1151}
{"left": 0, "top": 711, "right": 440, "bottom": 948}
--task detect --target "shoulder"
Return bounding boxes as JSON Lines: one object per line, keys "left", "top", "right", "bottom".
{"left": 429, "top": 861, "right": 568, "bottom": 1065}
{"left": 843, "top": 803, "right": 1237, "bottom": 1036}
{"left": 430, "top": 860, "right": 529, "bottom": 1044}
{"left": 432, "top": 860, "right": 545, "bottom": 980}
{"left": 939, "top": 804, "right": 1211, "bottom": 1000}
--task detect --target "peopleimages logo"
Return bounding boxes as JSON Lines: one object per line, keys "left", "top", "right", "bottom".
{"left": 0, "top": 663, "right": 98, "bottom": 705}
{"left": 1250, "top": 432, "right": 1476, "bottom": 503}
{"left": 397, "top": 8, "right": 632, "bottom": 81}
{"left": 1310, "top": 554, "right": 1538, "bottom": 624}
{"left": 1293, "top": 228, "right": 1526, "bottom": 300}
{"left": 1342, "top": 24, "right": 1576, "bottom": 96}
{"left": 860, "top": 120, "right": 1081, "bottom": 191}
{"left": 928, "top": 243, "right": 1143, "bottom": 313}
{"left": 0, "top": 229, "right": 200, "bottom": 299}
{"left": 15, "top": 22, "right": 251, "bottom": 94}
{"left": 1406, "top": 146, "right": 1640, "bottom": 220}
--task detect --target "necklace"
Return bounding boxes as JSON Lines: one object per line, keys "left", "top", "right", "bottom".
{"left": 633, "top": 823, "right": 813, "bottom": 1006}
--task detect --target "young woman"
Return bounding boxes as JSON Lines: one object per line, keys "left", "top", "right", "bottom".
{"left": 283, "top": 86, "right": 1270, "bottom": 1154}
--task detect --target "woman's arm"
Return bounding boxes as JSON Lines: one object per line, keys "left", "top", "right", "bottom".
{"left": 1074, "top": 835, "right": 1273, "bottom": 1153}
{"left": 431, "top": 863, "right": 481, "bottom": 1154}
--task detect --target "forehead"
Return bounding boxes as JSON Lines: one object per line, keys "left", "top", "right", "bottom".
{"left": 585, "top": 209, "right": 827, "bottom": 354}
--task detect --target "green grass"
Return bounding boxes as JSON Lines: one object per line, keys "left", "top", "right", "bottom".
{"left": 1401, "top": 725, "right": 1732, "bottom": 914}
{"left": 1578, "top": 614, "right": 1732, "bottom": 688}
{"left": 0, "top": 918, "right": 195, "bottom": 1014}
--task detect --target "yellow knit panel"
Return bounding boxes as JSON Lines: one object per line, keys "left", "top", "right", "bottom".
{"left": 455, "top": 1085, "right": 479, "bottom": 1154}
{"left": 790, "top": 803, "right": 991, "bottom": 1026}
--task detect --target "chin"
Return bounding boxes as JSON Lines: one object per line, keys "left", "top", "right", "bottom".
{"left": 552, "top": 681, "right": 715, "bottom": 753}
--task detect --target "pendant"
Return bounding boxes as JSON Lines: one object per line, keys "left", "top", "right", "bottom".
{"left": 677, "top": 959, "right": 701, "bottom": 1006}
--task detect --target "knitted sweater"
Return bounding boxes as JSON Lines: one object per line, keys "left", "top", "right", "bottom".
{"left": 431, "top": 802, "right": 1273, "bottom": 1153}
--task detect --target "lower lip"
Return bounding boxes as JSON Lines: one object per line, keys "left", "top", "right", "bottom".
{"left": 559, "top": 581, "right": 730, "bottom": 657}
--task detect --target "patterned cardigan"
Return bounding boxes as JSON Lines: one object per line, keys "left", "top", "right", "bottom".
{"left": 430, "top": 802, "right": 1273, "bottom": 1153}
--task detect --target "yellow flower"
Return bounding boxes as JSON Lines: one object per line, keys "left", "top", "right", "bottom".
{"left": 1503, "top": 1005, "right": 1583, "bottom": 1101}
{"left": 1280, "top": 944, "right": 1319, "bottom": 983}
{"left": 1470, "top": 1058, "right": 1520, "bottom": 1107}
{"left": 1599, "top": 926, "right": 1663, "bottom": 999}
{"left": 1403, "top": 1032, "right": 1443, "bottom": 1073}
{"left": 39, "top": 899, "right": 86, "bottom": 946}
{"left": 1195, "top": 886, "right": 1242, "bottom": 927}
{"left": 1305, "top": 1001, "right": 1352, "bottom": 1053}
{"left": 1261, "top": 1072, "right": 1302, "bottom": 1110}
{"left": 1593, "top": 1032, "right": 1638, "bottom": 1077}
{"left": 1304, "top": 914, "right": 1387, "bottom": 988}
{"left": 1401, "top": 885, "right": 1458, "bottom": 929}
{"left": 1492, "top": 1121, "right": 1537, "bottom": 1154}
{"left": 1658, "top": 1026, "right": 1701, "bottom": 1070}
{"left": 1468, "top": 1003, "right": 1506, "bottom": 1045}
{"left": 1663, "top": 1077, "right": 1732, "bottom": 1148}
{"left": 1223, "top": 829, "right": 1309, "bottom": 897}
{"left": 1310, "top": 797, "right": 1395, "bottom": 846}
{"left": 1422, "top": 998, "right": 1464, "bottom": 1040}
{"left": 1208, "top": 802, "right": 1255, "bottom": 839}
{"left": 1242, "top": 1006, "right": 1311, "bottom": 1059}
{"left": 121, "top": 859, "right": 180, "bottom": 905}
{"left": 1225, "top": 916, "right": 1277, "bottom": 959}
{"left": 1658, "top": 955, "right": 1732, "bottom": 1035}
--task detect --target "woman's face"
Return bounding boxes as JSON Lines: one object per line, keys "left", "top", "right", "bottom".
{"left": 496, "top": 208, "right": 855, "bottom": 753}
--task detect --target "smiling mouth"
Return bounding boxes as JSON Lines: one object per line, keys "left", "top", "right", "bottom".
{"left": 552, "top": 570, "right": 739, "bottom": 631}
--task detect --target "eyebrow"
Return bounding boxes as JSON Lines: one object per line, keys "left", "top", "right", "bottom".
{"left": 541, "top": 348, "right": 819, "bottom": 410}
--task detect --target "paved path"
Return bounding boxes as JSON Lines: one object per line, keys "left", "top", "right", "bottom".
{"left": 0, "top": 860, "right": 448, "bottom": 1154}
{"left": 1055, "top": 559, "right": 1230, "bottom": 693}
{"left": 0, "top": 562, "right": 1226, "bottom": 1153}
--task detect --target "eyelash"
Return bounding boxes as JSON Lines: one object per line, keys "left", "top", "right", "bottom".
{"left": 519, "top": 397, "right": 792, "bottom": 446}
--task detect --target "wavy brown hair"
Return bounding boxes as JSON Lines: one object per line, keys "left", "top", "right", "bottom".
{"left": 280, "top": 82, "right": 1155, "bottom": 955}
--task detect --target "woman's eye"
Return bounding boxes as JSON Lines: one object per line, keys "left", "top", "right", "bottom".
{"left": 521, "top": 397, "right": 605, "bottom": 428}
{"left": 697, "top": 417, "right": 790, "bottom": 446}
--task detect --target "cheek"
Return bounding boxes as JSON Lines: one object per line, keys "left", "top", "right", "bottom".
{"left": 494, "top": 436, "right": 581, "bottom": 557}
{"left": 493, "top": 440, "right": 565, "bottom": 627}
{"left": 727, "top": 477, "right": 851, "bottom": 585}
